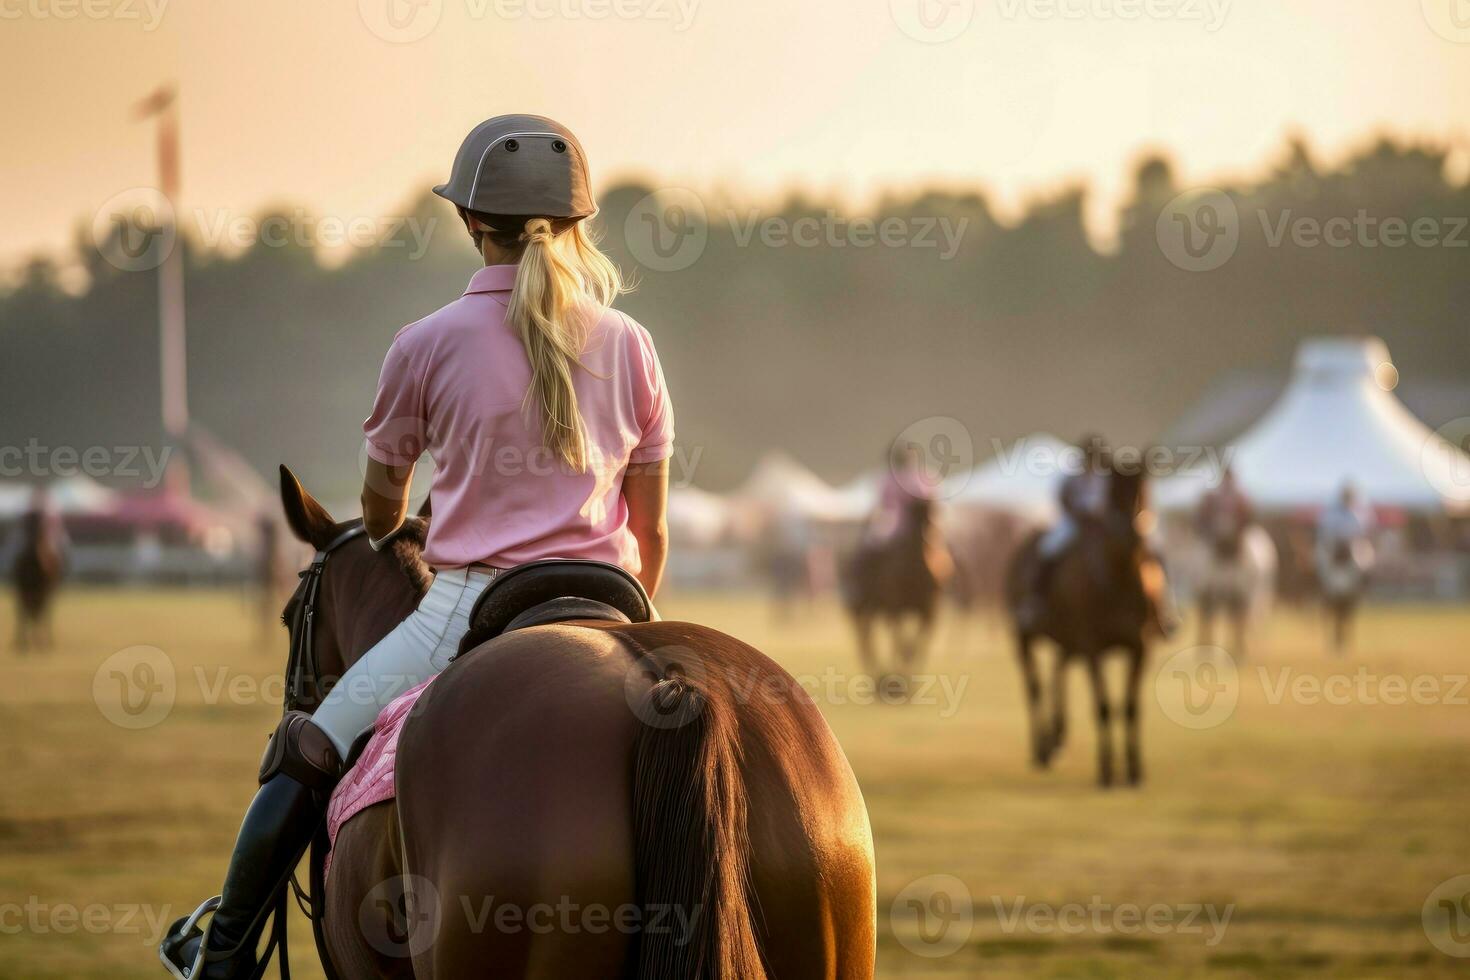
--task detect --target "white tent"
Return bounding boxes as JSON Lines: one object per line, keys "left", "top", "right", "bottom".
{"left": 0, "top": 475, "right": 117, "bottom": 518}
{"left": 1155, "top": 337, "right": 1470, "bottom": 513}
{"left": 667, "top": 485, "right": 732, "bottom": 547}
{"left": 0, "top": 482, "right": 30, "bottom": 518}
{"left": 50, "top": 474, "right": 119, "bottom": 515}
{"left": 731, "top": 451, "right": 862, "bottom": 522}
{"left": 832, "top": 470, "right": 881, "bottom": 518}
{"left": 943, "top": 432, "right": 1076, "bottom": 521}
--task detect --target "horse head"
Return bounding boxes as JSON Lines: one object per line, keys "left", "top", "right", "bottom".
{"left": 277, "top": 464, "right": 431, "bottom": 709}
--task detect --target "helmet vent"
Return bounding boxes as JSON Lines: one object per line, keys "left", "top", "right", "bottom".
{"left": 505, "top": 139, "right": 520, "bottom": 152}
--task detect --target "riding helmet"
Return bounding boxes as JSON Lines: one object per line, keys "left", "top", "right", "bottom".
{"left": 433, "top": 114, "right": 595, "bottom": 219}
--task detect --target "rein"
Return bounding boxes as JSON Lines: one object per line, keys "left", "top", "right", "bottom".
{"left": 257, "top": 521, "right": 364, "bottom": 980}
{"left": 284, "top": 523, "right": 366, "bottom": 713}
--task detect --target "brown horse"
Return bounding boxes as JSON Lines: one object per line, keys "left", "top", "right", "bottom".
{"left": 842, "top": 496, "right": 950, "bottom": 678}
{"left": 1005, "top": 469, "right": 1157, "bottom": 787}
{"left": 11, "top": 505, "right": 64, "bottom": 652}
{"left": 269, "top": 467, "right": 876, "bottom": 978}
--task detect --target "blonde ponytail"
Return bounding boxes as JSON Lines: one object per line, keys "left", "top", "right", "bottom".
{"left": 505, "top": 217, "right": 626, "bottom": 473}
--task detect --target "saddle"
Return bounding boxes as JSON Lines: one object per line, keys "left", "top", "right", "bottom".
{"left": 455, "top": 558, "right": 654, "bottom": 659}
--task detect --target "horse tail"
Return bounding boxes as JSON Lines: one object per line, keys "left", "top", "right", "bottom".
{"left": 627, "top": 637, "right": 766, "bottom": 980}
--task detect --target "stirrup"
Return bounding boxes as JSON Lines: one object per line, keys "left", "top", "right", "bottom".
{"left": 159, "top": 895, "right": 220, "bottom": 979}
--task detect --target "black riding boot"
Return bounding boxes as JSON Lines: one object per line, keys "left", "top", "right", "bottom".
{"left": 162, "top": 712, "right": 342, "bottom": 979}
{"left": 161, "top": 774, "right": 322, "bottom": 978}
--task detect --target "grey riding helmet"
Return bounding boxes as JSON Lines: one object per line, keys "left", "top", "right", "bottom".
{"left": 433, "top": 114, "right": 595, "bottom": 219}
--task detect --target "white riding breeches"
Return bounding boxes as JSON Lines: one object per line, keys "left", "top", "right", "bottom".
{"left": 308, "top": 565, "right": 500, "bottom": 757}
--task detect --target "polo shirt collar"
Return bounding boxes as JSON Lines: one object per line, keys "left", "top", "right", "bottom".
{"left": 465, "top": 264, "right": 519, "bottom": 294}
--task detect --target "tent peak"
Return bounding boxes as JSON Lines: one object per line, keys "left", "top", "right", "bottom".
{"left": 1295, "top": 336, "right": 1391, "bottom": 381}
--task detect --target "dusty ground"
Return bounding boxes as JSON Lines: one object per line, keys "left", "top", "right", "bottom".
{"left": 2, "top": 588, "right": 1468, "bottom": 977}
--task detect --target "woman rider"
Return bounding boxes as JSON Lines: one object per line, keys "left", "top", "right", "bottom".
{"left": 162, "top": 114, "right": 675, "bottom": 979}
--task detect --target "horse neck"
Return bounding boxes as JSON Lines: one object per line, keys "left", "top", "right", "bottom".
{"left": 1068, "top": 517, "right": 1143, "bottom": 588}
{"left": 320, "top": 543, "right": 430, "bottom": 677}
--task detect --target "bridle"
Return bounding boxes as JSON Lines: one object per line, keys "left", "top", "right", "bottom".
{"left": 283, "top": 522, "right": 366, "bottom": 716}
{"left": 257, "top": 521, "right": 367, "bottom": 980}
{"left": 168, "top": 522, "right": 373, "bottom": 980}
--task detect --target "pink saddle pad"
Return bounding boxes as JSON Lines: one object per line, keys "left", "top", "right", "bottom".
{"left": 324, "top": 679, "right": 434, "bottom": 878}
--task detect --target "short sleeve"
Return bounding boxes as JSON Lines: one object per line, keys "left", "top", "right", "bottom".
{"left": 362, "top": 338, "right": 427, "bottom": 467}
{"left": 628, "top": 320, "right": 675, "bottom": 464}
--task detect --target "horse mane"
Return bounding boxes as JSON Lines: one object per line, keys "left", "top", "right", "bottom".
{"left": 388, "top": 516, "right": 434, "bottom": 597}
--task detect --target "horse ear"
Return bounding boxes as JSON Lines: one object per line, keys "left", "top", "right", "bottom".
{"left": 279, "top": 464, "right": 337, "bottom": 549}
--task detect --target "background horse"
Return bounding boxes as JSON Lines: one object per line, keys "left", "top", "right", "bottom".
{"left": 1319, "top": 538, "right": 1372, "bottom": 654}
{"left": 271, "top": 467, "right": 876, "bottom": 979}
{"left": 1195, "top": 523, "right": 1277, "bottom": 659}
{"left": 841, "top": 495, "right": 950, "bottom": 678}
{"left": 11, "top": 505, "right": 64, "bottom": 652}
{"left": 1004, "top": 468, "right": 1157, "bottom": 787}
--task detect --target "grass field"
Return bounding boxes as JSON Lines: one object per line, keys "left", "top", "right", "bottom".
{"left": 2, "top": 588, "right": 1468, "bottom": 978}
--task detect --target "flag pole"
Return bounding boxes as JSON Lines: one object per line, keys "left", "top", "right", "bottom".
{"left": 134, "top": 84, "right": 189, "bottom": 443}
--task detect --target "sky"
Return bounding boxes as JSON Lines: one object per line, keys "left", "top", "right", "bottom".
{"left": 3, "top": 0, "right": 1469, "bottom": 269}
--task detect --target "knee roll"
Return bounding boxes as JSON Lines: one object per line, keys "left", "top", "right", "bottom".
{"left": 258, "top": 711, "right": 344, "bottom": 790}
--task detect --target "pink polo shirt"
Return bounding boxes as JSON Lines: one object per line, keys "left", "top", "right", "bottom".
{"left": 363, "top": 264, "right": 674, "bottom": 571}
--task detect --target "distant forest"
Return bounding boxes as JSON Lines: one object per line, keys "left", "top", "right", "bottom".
{"left": 2, "top": 136, "right": 1466, "bottom": 500}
